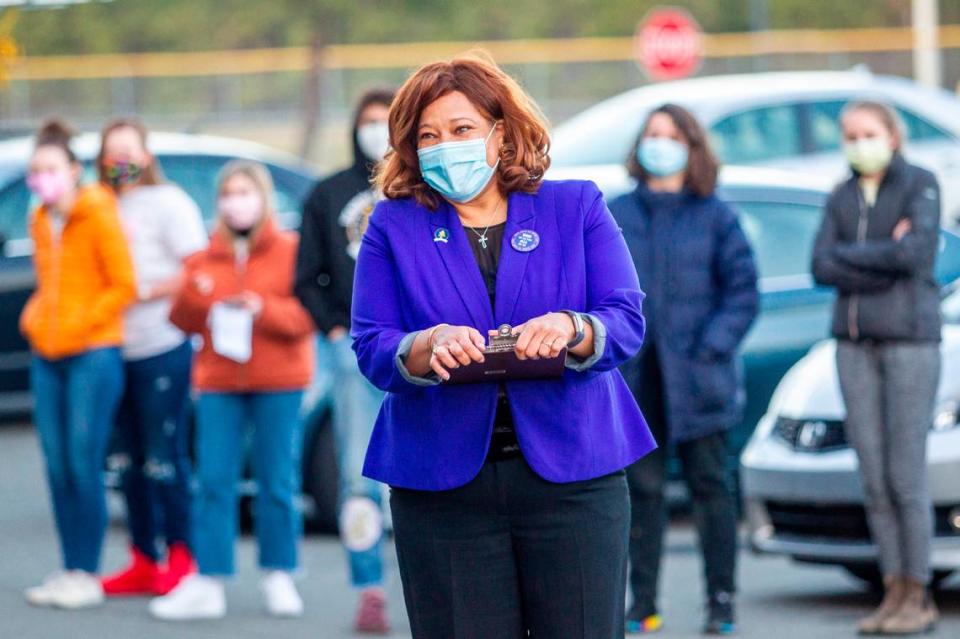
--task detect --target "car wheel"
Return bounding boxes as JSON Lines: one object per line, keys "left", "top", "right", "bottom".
{"left": 303, "top": 409, "right": 340, "bottom": 535}
{"left": 842, "top": 564, "right": 954, "bottom": 591}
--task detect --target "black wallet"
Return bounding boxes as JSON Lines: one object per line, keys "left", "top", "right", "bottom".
{"left": 443, "top": 324, "right": 567, "bottom": 385}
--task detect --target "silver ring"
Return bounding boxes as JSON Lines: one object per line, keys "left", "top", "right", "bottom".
{"left": 431, "top": 344, "right": 448, "bottom": 356}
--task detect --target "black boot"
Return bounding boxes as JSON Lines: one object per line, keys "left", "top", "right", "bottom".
{"left": 703, "top": 591, "right": 736, "bottom": 635}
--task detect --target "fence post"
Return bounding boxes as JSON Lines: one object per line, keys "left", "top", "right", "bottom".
{"left": 299, "top": 29, "right": 325, "bottom": 161}
{"left": 912, "top": 0, "right": 942, "bottom": 88}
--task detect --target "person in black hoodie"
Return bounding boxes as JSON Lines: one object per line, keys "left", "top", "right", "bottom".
{"left": 295, "top": 87, "right": 395, "bottom": 635}
{"left": 812, "top": 100, "right": 941, "bottom": 636}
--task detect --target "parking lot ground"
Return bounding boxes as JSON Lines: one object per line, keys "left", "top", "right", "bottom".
{"left": 2, "top": 423, "right": 959, "bottom": 638}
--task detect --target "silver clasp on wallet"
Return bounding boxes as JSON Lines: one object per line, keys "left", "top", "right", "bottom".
{"left": 486, "top": 324, "right": 518, "bottom": 353}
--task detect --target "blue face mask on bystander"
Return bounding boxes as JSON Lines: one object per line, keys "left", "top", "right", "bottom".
{"left": 638, "top": 136, "right": 689, "bottom": 177}
{"left": 417, "top": 123, "right": 499, "bottom": 203}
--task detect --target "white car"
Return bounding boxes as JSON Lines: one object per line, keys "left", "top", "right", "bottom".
{"left": 550, "top": 68, "right": 960, "bottom": 223}
{"left": 740, "top": 288, "right": 960, "bottom": 586}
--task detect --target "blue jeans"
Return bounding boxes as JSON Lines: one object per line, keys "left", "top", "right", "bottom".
{"left": 113, "top": 341, "right": 194, "bottom": 562}
{"left": 330, "top": 335, "right": 386, "bottom": 588}
{"left": 31, "top": 347, "right": 124, "bottom": 573}
{"left": 193, "top": 390, "right": 304, "bottom": 576}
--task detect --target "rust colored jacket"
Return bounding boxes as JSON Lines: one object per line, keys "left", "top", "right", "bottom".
{"left": 169, "top": 218, "right": 315, "bottom": 392}
{"left": 21, "top": 184, "right": 136, "bottom": 360}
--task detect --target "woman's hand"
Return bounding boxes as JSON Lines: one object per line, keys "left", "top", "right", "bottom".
{"left": 511, "top": 312, "right": 576, "bottom": 360}
{"left": 327, "top": 325, "right": 348, "bottom": 341}
{"left": 223, "top": 291, "right": 263, "bottom": 317}
{"left": 893, "top": 218, "right": 912, "bottom": 241}
{"left": 426, "top": 324, "right": 486, "bottom": 381}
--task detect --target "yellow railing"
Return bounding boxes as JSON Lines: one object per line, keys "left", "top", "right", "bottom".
{"left": 5, "top": 24, "right": 960, "bottom": 81}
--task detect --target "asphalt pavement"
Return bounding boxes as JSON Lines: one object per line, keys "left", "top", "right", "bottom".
{"left": 2, "top": 423, "right": 959, "bottom": 639}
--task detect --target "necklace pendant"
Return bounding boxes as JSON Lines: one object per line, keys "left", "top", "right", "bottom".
{"left": 478, "top": 235, "right": 488, "bottom": 249}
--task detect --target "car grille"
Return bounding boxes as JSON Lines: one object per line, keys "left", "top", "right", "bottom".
{"left": 773, "top": 417, "right": 847, "bottom": 453}
{"left": 766, "top": 501, "right": 960, "bottom": 542}
{"left": 766, "top": 501, "right": 871, "bottom": 541}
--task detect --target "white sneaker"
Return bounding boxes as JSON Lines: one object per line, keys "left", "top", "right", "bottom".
{"left": 24, "top": 571, "right": 67, "bottom": 607}
{"left": 149, "top": 574, "right": 226, "bottom": 621}
{"left": 260, "top": 571, "right": 303, "bottom": 618}
{"left": 31, "top": 571, "right": 105, "bottom": 610}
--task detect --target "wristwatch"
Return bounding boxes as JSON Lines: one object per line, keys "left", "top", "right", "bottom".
{"left": 562, "top": 310, "right": 585, "bottom": 349}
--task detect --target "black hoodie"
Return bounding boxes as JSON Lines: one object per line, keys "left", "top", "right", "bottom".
{"left": 294, "top": 115, "right": 381, "bottom": 333}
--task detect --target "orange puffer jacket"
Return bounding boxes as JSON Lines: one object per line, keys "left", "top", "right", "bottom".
{"left": 169, "top": 218, "right": 315, "bottom": 393}
{"left": 20, "top": 184, "right": 137, "bottom": 360}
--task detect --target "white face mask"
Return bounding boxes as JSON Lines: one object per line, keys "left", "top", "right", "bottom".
{"left": 844, "top": 136, "right": 894, "bottom": 176}
{"left": 357, "top": 121, "right": 390, "bottom": 161}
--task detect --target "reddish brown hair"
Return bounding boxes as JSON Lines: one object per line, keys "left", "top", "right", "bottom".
{"left": 626, "top": 103, "right": 719, "bottom": 198}
{"left": 375, "top": 53, "right": 550, "bottom": 209}
{"left": 97, "top": 118, "right": 164, "bottom": 188}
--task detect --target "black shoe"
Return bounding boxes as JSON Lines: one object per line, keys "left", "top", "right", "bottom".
{"left": 703, "top": 591, "right": 736, "bottom": 635}
{"left": 626, "top": 602, "right": 662, "bottom": 635}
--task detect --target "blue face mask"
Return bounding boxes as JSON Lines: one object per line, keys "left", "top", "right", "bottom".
{"left": 417, "top": 123, "right": 499, "bottom": 203}
{"left": 638, "top": 137, "right": 689, "bottom": 177}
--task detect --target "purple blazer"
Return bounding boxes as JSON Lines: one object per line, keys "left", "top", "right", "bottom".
{"left": 351, "top": 179, "right": 655, "bottom": 490}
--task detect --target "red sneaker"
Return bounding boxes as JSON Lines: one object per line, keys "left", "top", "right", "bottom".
{"left": 101, "top": 546, "right": 161, "bottom": 596}
{"left": 354, "top": 587, "right": 390, "bottom": 634}
{"left": 155, "top": 543, "right": 197, "bottom": 596}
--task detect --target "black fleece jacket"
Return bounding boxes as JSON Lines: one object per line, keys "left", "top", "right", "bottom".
{"left": 812, "top": 153, "right": 942, "bottom": 342}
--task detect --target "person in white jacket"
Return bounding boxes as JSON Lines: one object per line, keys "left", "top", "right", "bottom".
{"left": 97, "top": 118, "right": 207, "bottom": 599}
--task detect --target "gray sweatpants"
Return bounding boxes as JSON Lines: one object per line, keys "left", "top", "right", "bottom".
{"left": 836, "top": 340, "right": 940, "bottom": 584}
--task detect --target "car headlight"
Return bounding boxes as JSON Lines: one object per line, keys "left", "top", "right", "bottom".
{"left": 933, "top": 399, "right": 960, "bottom": 432}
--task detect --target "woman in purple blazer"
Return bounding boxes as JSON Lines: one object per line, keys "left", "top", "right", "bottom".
{"left": 351, "top": 54, "right": 656, "bottom": 639}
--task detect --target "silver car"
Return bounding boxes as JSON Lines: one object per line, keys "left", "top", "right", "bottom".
{"left": 549, "top": 69, "right": 960, "bottom": 223}
{"left": 740, "top": 288, "right": 960, "bottom": 586}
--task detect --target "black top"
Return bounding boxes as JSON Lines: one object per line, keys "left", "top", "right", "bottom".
{"left": 463, "top": 222, "right": 506, "bottom": 308}
{"left": 462, "top": 221, "right": 519, "bottom": 461}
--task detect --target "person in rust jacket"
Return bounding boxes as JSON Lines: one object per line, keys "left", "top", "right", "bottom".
{"left": 151, "top": 160, "right": 315, "bottom": 622}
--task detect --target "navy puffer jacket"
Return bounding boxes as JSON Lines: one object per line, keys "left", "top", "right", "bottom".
{"left": 609, "top": 184, "right": 759, "bottom": 443}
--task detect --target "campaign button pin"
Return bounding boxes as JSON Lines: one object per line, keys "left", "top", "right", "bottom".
{"left": 511, "top": 230, "right": 540, "bottom": 252}
{"left": 433, "top": 227, "right": 450, "bottom": 243}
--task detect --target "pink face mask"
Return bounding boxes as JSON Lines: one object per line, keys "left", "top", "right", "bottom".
{"left": 218, "top": 192, "right": 264, "bottom": 232}
{"left": 27, "top": 170, "right": 72, "bottom": 206}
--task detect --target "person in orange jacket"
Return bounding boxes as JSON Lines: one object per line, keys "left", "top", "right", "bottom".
{"left": 21, "top": 120, "right": 137, "bottom": 610}
{"left": 150, "top": 160, "right": 315, "bottom": 621}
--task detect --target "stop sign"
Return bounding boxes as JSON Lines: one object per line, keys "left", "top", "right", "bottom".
{"left": 635, "top": 7, "right": 704, "bottom": 81}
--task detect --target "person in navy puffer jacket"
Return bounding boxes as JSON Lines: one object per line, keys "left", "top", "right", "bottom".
{"left": 608, "top": 103, "right": 759, "bottom": 637}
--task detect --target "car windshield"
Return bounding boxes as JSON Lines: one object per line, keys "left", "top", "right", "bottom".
{"left": 0, "top": 154, "right": 312, "bottom": 249}
{"left": 0, "top": 171, "right": 31, "bottom": 247}
{"left": 0, "top": 163, "right": 20, "bottom": 187}
{"left": 721, "top": 197, "right": 823, "bottom": 281}
{"left": 723, "top": 191, "right": 960, "bottom": 291}
{"left": 550, "top": 95, "right": 657, "bottom": 168}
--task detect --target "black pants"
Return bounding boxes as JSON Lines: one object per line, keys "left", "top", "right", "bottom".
{"left": 625, "top": 346, "right": 737, "bottom": 617}
{"left": 390, "top": 457, "right": 629, "bottom": 639}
